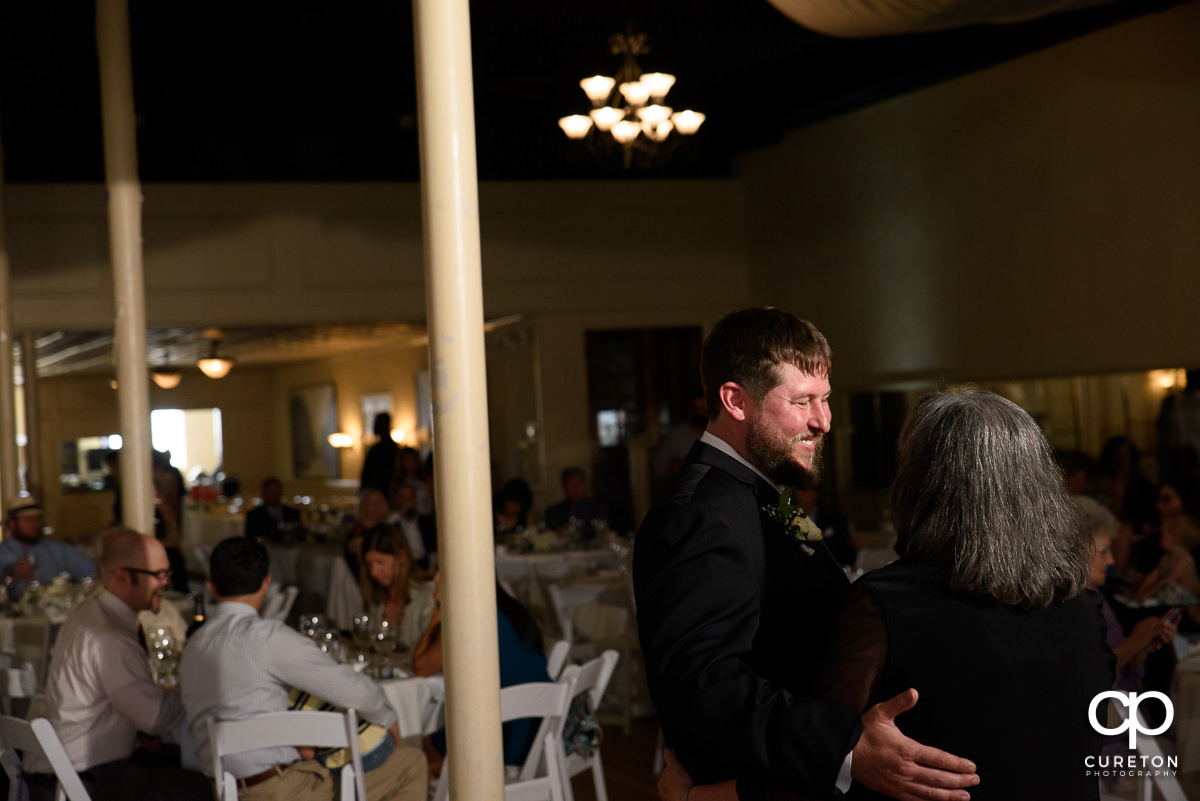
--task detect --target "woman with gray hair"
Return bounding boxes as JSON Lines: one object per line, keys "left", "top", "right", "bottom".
{"left": 659, "top": 390, "right": 1113, "bottom": 801}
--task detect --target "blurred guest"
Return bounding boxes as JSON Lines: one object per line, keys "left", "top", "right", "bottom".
{"left": 795, "top": 477, "right": 858, "bottom": 568}
{"left": 543, "top": 467, "right": 607, "bottom": 539}
{"left": 1157, "top": 369, "right": 1200, "bottom": 482}
{"left": 26, "top": 529, "right": 208, "bottom": 801}
{"left": 398, "top": 446, "right": 435, "bottom": 516}
{"left": 493, "top": 478, "right": 533, "bottom": 538}
{"left": 388, "top": 483, "right": 437, "bottom": 571}
{"left": 181, "top": 537, "right": 426, "bottom": 801}
{"left": 655, "top": 396, "right": 708, "bottom": 480}
{"left": 361, "top": 412, "right": 400, "bottom": 497}
{"left": 0, "top": 499, "right": 95, "bottom": 597}
{"left": 416, "top": 573, "right": 550, "bottom": 776}
{"left": 355, "top": 487, "right": 391, "bottom": 532}
{"left": 244, "top": 477, "right": 301, "bottom": 543}
{"left": 1099, "top": 436, "right": 1158, "bottom": 573}
{"left": 360, "top": 526, "right": 436, "bottom": 651}
{"left": 1057, "top": 449, "right": 1096, "bottom": 497}
{"left": 1133, "top": 511, "right": 1200, "bottom": 604}
{"left": 1079, "top": 496, "right": 1177, "bottom": 692}
{"left": 326, "top": 522, "right": 368, "bottom": 632}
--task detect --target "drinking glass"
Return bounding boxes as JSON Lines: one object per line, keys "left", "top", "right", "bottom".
{"left": 150, "top": 628, "right": 179, "bottom": 688}
{"left": 369, "top": 618, "right": 399, "bottom": 677}
{"left": 299, "top": 614, "right": 328, "bottom": 642}
{"left": 351, "top": 615, "right": 375, "bottom": 667}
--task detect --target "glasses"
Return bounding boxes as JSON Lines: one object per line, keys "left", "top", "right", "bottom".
{"left": 124, "top": 567, "right": 173, "bottom": 581}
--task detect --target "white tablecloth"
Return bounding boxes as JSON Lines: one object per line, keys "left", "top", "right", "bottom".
{"left": 379, "top": 675, "right": 445, "bottom": 738}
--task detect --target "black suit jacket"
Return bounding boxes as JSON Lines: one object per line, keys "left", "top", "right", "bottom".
{"left": 244, "top": 504, "right": 300, "bottom": 543}
{"left": 633, "top": 441, "right": 862, "bottom": 798}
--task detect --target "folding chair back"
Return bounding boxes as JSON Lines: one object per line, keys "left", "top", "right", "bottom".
{"left": 557, "top": 650, "right": 619, "bottom": 801}
{"left": 0, "top": 716, "right": 92, "bottom": 801}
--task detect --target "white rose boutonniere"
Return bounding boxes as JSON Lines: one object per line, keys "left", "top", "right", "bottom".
{"left": 764, "top": 488, "right": 823, "bottom": 556}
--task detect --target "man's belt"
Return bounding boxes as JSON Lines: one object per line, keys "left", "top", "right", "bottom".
{"left": 237, "top": 762, "right": 294, "bottom": 789}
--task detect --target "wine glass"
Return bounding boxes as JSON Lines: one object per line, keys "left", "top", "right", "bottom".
{"left": 150, "top": 628, "right": 179, "bottom": 688}
{"left": 369, "top": 618, "right": 399, "bottom": 677}
{"left": 351, "top": 615, "right": 375, "bottom": 668}
{"left": 319, "top": 630, "right": 346, "bottom": 663}
{"left": 299, "top": 614, "right": 328, "bottom": 642}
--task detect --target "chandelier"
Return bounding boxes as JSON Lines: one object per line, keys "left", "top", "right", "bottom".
{"left": 558, "top": 30, "right": 705, "bottom": 170}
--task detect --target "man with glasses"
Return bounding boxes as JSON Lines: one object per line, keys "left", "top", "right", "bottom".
{"left": 27, "top": 528, "right": 208, "bottom": 801}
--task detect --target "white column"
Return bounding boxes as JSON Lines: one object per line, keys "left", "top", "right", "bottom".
{"left": 412, "top": 0, "right": 503, "bottom": 798}
{"left": 0, "top": 116, "right": 19, "bottom": 515}
{"left": 96, "top": 0, "right": 154, "bottom": 535}
{"left": 20, "top": 334, "right": 42, "bottom": 505}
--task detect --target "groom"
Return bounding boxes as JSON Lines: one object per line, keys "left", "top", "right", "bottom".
{"left": 634, "top": 308, "right": 978, "bottom": 801}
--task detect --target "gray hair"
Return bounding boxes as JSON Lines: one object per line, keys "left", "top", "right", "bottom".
{"left": 1074, "top": 496, "right": 1118, "bottom": 540}
{"left": 891, "top": 389, "right": 1090, "bottom": 608}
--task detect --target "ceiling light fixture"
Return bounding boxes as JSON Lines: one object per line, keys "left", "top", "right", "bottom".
{"left": 559, "top": 28, "right": 705, "bottom": 170}
{"left": 197, "top": 340, "right": 234, "bottom": 379}
{"left": 151, "top": 367, "right": 183, "bottom": 389}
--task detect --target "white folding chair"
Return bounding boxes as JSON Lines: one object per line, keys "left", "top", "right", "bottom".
{"left": 261, "top": 585, "right": 299, "bottom": 621}
{"left": 559, "top": 650, "right": 619, "bottom": 801}
{"left": 432, "top": 680, "right": 575, "bottom": 801}
{"left": 206, "top": 709, "right": 366, "bottom": 801}
{"left": 1098, "top": 700, "right": 1187, "bottom": 801}
{"left": 546, "top": 640, "right": 571, "bottom": 681}
{"left": 0, "top": 654, "right": 38, "bottom": 718}
{"left": 547, "top": 583, "right": 639, "bottom": 734}
{"left": 0, "top": 716, "right": 91, "bottom": 801}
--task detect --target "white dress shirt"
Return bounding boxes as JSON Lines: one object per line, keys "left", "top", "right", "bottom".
{"left": 387, "top": 511, "right": 427, "bottom": 562}
{"left": 180, "top": 601, "right": 398, "bottom": 779}
{"left": 27, "top": 590, "right": 184, "bottom": 773}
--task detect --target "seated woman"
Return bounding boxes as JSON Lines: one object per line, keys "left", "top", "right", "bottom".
{"left": 1132, "top": 513, "right": 1200, "bottom": 605}
{"left": 360, "top": 524, "right": 436, "bottom": 651}
{"left": 415, "top": 572, "right": 550, "bottom": 776}
{"left": 661, "top": 390, "right": 1113, "bottom": 801}
{"left": 326, "top": 489, "right": 390, "bottom": 630}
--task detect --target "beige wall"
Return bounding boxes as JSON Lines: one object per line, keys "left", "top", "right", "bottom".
{"left": 740, "top": 1, "right": 1200, "bottom": 389}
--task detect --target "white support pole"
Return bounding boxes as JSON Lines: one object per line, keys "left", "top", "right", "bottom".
{"left": 96, "top": 0, "right": 154, "bottom": 536}
{"left": 412, "top": 0, "right": 503, "bottom": 799}
{"left": 20, "top": 333, "right": 41, "bottom": 505}
{"left": 0, "top": 115, "right": 19, "bottom": 515}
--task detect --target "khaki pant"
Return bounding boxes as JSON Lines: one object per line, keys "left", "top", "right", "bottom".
{"left": 236, "top": 746, "right": 427, "bottom": 801}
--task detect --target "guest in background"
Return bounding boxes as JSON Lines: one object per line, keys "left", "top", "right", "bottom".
{"left": 388, "top": 483, "right": 437, "bottom": 571}
{"left": 326, "top": 523, "right": 368, "bottom": 632}
{"left": 355, "top": 487, "right": 392, "bottom": 533}
{"left": 361, "top": 412, "right": 400, "bottom": 497}
{"left": 1099, "top": 436, "right": 1157, "bottom": 574}
{"left": 543, "top": 467, "right": 607, "bottom": 539}
{"left": 1157, "top": 369, "right": 1200, "bottom": 483}
{"left": 360, "top": 525, "right": 436, "bottom": 651}
{"left": 397, "top": 446, "right": 435, "bottom": 516}
{"left": 26, "top": 529, "right": 208, "bottom": 801}
{"left": 795, "top": 476, "right": 858, "bottom": 568}
{"left": 1079, "top": 496, "right": 1177, "bottom": 692}
{"left": 0, "top": 499, "right": 95, "bottom": 597}
{"left": 244, "top": 477, "right": 301, "bottom": 543}
{"left": 655, "top": 396, "right": 708, "bottom": 480}
{"left": 1057, "top": 449, "right": 1096, "bottom": 497}
{"left": 416, "top": 572, "right": 550, "bottom": 777}
{"left": 493, "top": 478, "right": 533, "bottom": 539}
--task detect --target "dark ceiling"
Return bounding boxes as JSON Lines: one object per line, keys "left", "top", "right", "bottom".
{"left": 0, "top": 0, "right": 1188, "bottom": 183}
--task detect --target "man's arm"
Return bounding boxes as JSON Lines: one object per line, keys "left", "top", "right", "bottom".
{"left": 266, "top": 625, "right": 398, "bottom": 729}
{"left": 97, "top": 631, "right": 185, "bottom": 735}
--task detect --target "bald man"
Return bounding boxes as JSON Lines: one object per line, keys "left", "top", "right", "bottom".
{"left": 26, "top": 529, "right": 208, "bottom": 801}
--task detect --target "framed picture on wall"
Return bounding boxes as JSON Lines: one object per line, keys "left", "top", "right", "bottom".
{"left": 361, "top": 392, "right": 393, "bottom": 443}
{"left": 289, "top": 382, "right": 340, "bottom": 479}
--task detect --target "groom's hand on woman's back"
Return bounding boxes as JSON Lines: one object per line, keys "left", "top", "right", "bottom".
{"left": 852, "top": 688, "right": 979, "bottom": 801}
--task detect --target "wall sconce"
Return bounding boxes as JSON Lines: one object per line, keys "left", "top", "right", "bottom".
{"left": 151, "top": 367, "right": 183, "bottom": 389}
{"left": 328, "top": 432, "right": 355, "bottom": 449}
{"left": 390, "top": 429, "right": 407, "bottom": 444}
{"left": 198, "top": 339, "right": 234, "bottom": 379}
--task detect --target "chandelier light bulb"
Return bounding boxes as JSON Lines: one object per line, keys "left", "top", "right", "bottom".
{"left": 636, "top": 105, "right": 673, "bottom": 125}
{"left": 558, "top": 115, "right": 593, "bottom": 139}
{"left": 639, "top": 72, "right": 676, "bottom": 100}
{"left": 642, "top": 119, "right": 674, "bottom": 142}
{"left": 619, "top": 81, "right": 651, "bottom": 108}
{"left": 671, "top": 110, "right": 706, "bottom": 135}
{"left": 579, "top": 75, "right": 616, "bottom": 105}
{"left": 589, "top": 107, "right": 625, "bottom": 132}
{"left": 611, "top": 119, "right": 641, "bottom": 145}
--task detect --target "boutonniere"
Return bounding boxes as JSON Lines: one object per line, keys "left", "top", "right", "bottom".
{"left": 764, "top": 488, "right": 823, "bottom": 556}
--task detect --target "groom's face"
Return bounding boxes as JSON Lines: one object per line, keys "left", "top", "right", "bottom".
{"left": 744, "top": 364, "right": 830, "bottom": 487}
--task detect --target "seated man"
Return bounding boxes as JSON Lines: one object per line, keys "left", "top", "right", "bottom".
{"left": 181, "top": 537, "right": 426, "bottom": 801}
{"left": 244, "top": 477, "right": 301, "bottom": 543}
{"left": 542, "top": 467, "right": 607, "bottom": 540}
{"left": 26, "top": 528, "right": 209, "bottom": 801}
{"left": 388, "top": 482, "right": 437, "bottom": 571}
{"left": 0, "top": 499, "right": 95, "bottom": 596}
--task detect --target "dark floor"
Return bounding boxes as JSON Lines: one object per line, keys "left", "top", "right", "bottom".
{"left": 570, "top": 717, "right": 661, "bottom": 801}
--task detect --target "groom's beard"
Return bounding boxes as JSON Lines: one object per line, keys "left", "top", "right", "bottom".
{"left": 745, "top": 415, "right": 824, "bottom": 487}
